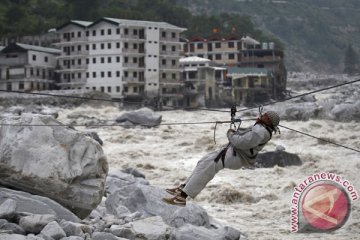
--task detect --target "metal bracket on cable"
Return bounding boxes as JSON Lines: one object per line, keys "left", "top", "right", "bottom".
{"left": 213, "top": 104, "right": 241, "bottom": 144}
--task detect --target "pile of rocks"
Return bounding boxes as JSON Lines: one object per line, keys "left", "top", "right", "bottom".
{"left": 0, "top": 113, "right": 244, "bottom": 240}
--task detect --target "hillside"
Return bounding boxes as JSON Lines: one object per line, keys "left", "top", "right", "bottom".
{"left": 179, "top": 0, "right": 360, "bottom": 72}
{"left": 1, "top": 0, "right": 359, "bottom": 72}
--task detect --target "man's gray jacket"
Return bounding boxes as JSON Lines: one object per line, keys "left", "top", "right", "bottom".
{"left": 227, "top": 123, "right": 272, "bottom": 166}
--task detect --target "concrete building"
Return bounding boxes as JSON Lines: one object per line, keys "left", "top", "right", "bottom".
{"left": 55, "top": 18, "right": 186, "bottom": 105}
{"left": 0, "top": 43, "right": 60, "bottom": 91}
{"left": 180, "top": 56, "right": 226, "bottom": 107}
{"left": 184, "top": 35, "right": 287, "bottom": 101}
{"left": 183, "top": 36, "right": 243, "bottom": 66}
{"left": 227, "top": 67, "right": 271, "bottom": 104}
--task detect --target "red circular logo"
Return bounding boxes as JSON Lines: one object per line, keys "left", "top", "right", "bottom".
{"left": 301, "top": 183, "right": 350, "bottom": 231}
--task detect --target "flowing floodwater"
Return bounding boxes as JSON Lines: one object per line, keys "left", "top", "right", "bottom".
{"left": 49, "top": 73, "right": 360, "bottom": 239}
{"left": 56, "top": 104, "right": 360, "bottom": 240}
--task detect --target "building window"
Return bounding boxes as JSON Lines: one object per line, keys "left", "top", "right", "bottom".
{"left": 101, "top": 29, "right": 105, "bottom": 35}
{"left": 77, "top": 45, "right": 81, "bottom": 51}
{"left": 124, "top": 28, "right": 128, "bottom": 35}
{"left": 172, "top": 73, "right": 176, "bottom": 79}
{"left": 86, "top": 58, "right": 89, "bottom": 64}
{"left": 77, "top": 31, "right": 81, "bottom": 37}
{"left": 108, "top": 43, "right": 111, "bottom": 49}
{"left": 92, "top": 87, "right": 96, "bottom": 90}
{"left": 133, "top": 72, "right": 137, "bottom": 78}
{"left": 162, "top": 59, "right": 166, "bottom": 65}
{"left": 19, "top": 82, "right": 24, "bottom": 90}
{"left": 101, "top": 86, "right": 104, "bottom": 92}
{"left": 172, "top": 32, "right": 176, "bottom": 38}
{"left": 124, "top": 71, "right": 128, "bottom": 77}
{"left": 92, "top": 58, "right": 96, "bottom": 64}
{"left": 92, "top": 44, "right": 96, "bottom": 50}
{"left": 215, "top": 42, "right": 221, "bottom": 48}
{"left": 71, "top": 32, "right": 75, "bottom": 38}
{"left": 101, "top": 72, "right": 105, "bottom": 78}
{"left": 108, "top": 57, "right": 112, "bottom": 63}
{"left": 197, "top": 43, "right": 203, "bottom": 49}
{"left": 108, "top": 86, "right": 111, "bottom": 92}
{"left": 101, "top": 57, "right": 104, "bottom": 63}
{"left": 71, "top": 59, "right": 75, "bottom": 65}
{"left": 78, "top": 73, "right": 81, "bottom": 78}
{"left": 133, "top": 57, "right": 137, "bottom": 63}
{"left": 124, "top": 86, "right": 128, "bottom": 92}
{"left": 116, "top": 86, "right": 120, "bottom": 92}
{"left": 215, "top": 54, "right": 221, "bottom": 60}
{"left": 208, "top": 54, "right": 213, "bottom": 60}
{"left": 229, "top": 53, "right": 235, "bottom": 59}
{"left": 86, "top": 31, "right": 89, "bottom": 36}
{"left": 108, "top": 72, "right": 112, "bottom": 77}
{"left": 133, "top": 43, "right": 137, "bottom": 49}
{"left": 228, "top": 42, "right": 234, "bottom": 48}
{"left": 86, "top": 45, "right": 89, "bottom": 50}
{"left": 101, "top": 43, "right": 104, "bottom": 49}
{"left": 133, "top": 29, "right": 138, "bottom": 35}
{"left": 162, "top": 73, "right": 166, "bottom": 79}
{"left": 78, "top": 59, "right": 81, "bottom": 65}
{"left": 86, "top": 72, "right": 89, "bottom": 78}
{"left": 93, "top": 72, "right": 96, "bottom": 78}
{"left": 116, "top": 28, "right": 120, "bottom": 34}
{"left": 92, "top": 30, "right": 96, "bottom": 36}
{"left": 71, "top": 46, "right": 75, "bottom": 52}
{"left": 116, "top": 56, "right": 120, "bottom": 62}
{"left": 172, "top": 46, "right": 176, "bottom": 52}
{"left": 124, "top": 42, "right": 128, "bottom": 49}
{"left": 172, "top": 59, "right": 176, "bottom": 66}
{"left": 108, "top": 29, "right": 112, "bottom": 35}
{"left": 32, "top": 55, "right": 36, "bottom": 61}
{"left": 134, "top": 87, "right": 138, "bottom": 92}
{"left": 161, "top": 31, "right": 166, "bottom": 38}
{"left": 162, "top": 45, "right": 166, "bottom": 51}
{"left": 116, "top": 42, "right": 120, "bottom": 48}
{"left": 124, "top": 57, "right": 128, "bottom": 63}
{"left": 44, "top": 56, "right": 48, "bottom": 62}
{"left": 116, "top": 71, "right": 120, "bottom": 77}
{"left": 30, "top": 68, "right": 33, "bottom": 75}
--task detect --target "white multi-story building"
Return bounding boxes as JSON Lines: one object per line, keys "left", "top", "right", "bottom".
{"left": 0, "top": 43, "right": 60, "bottom": 91}
{"left": 55, "top": 18, "right": 186, "bottom": 105}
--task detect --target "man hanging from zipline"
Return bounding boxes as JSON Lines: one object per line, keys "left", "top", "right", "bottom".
{"left": 163, "top": 110, "right": 280, "bottom": 206}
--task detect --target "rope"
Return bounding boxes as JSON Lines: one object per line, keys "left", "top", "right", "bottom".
{"left": 279, "top": 124, "right": 360, "bottom": 154}
{"left": 0, "top": 120, "right": 359, "bottom": 154}
{"left": 1, "top": 78, "right": 358, "bottom": 113}
{"left": 236, "top": 78, "right": 360, "bottom": 113}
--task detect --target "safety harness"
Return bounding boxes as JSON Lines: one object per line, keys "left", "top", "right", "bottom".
{"left": 214, "top": 122, "right": 274, "bottom": 167}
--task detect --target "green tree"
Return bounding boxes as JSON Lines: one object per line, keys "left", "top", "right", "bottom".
{"left": 344, "top": 44, "right": 359, "bottom": 74}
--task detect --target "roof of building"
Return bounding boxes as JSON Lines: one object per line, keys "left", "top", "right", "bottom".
{"left": 179, "top": 56, "right": 211, "bottom": 64}
{"left": 1, "top": 43, "right": 61, "bottom": 54}
{"left": 84, "top": 17, "right": 186, "bottom": 31}
{"left": 227, "top": 67, "right": 269, "bottom": 77}
{"left": 241, "top": 36, "right": 260, "bottom": 45}
{"left": 56, "top": 20, "right": 93, "bottom": 30}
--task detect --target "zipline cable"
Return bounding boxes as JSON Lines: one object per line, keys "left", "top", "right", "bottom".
{"left": 236, "top": 78, "right": 360, "bottom": 113}
{"left": 0, "top": 120, "right": 359, "bottom": 154}
{"left": 279, "top": 124, "right": 360, "bottom": 154}
{"left": 1, "top": 78, "right": 359, "bottom": 113}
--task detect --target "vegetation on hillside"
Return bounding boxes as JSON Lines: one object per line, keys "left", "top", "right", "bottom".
{"left": 1, "top": 0, "right": 359, "bottom": 72}
{"left": 0, "top": 0, "right": 278, "bottom": 46}
{"left": 179, "top": 0, "right": 360, "bottom": 72}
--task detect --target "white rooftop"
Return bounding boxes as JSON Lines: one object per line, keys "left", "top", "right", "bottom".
{"left": 16, "top": 43, "right": 61, "bottom": 54}
{"left": 71, "top": 20, "right": 93, "bottom": 27}
{"left": 241, "top": 36, "right": 260, "bottom": 45}
{"left": 104, "top": 17, "right": 186, "bottom": 31}
{"left": 179, "top": 56, "right": 211, "bottom": 64}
